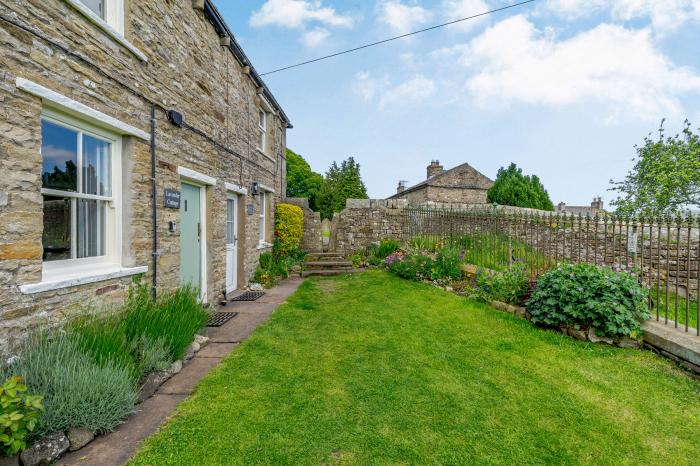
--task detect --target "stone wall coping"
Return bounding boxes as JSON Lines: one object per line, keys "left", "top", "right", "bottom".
{"left": 18, "top": 265, "right": 148, "bottom": 295}
{"left": 177, "top": 166, "right": 217, "bottom": 186}
{"left": 64, "top": 0, "right": 149, "bottom": 62}
{"left": 225, "top": 182, "right": 248, "bottom": 195}
{"left": 16, "top": 78, "right": 151, "bottom": 140}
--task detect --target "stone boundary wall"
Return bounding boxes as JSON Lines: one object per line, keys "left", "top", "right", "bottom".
{"left": 330, "top": 199, "right": 408, "bottom": 255}
{"left": 283, "top": 198, "right": 322, "bottom": 252}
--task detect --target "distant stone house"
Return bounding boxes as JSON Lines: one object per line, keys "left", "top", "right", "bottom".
{"left": 556, "top": 197, "right": 605, "bottom": 216}
{"left": 388, "top": 160, "right": 494, "bottom": 204}
{"left": 0, "top": 0, "right": 291, "bottom": 350}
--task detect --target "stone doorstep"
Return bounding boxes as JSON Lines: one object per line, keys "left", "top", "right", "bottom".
{"left": 642, "top": 320, "right": 700, "bottom": 371}
{"left": 56, "top": 277, "right": 304, "bottom": 466}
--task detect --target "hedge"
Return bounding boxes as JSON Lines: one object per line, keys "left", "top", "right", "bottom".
{"left": 274, "top": 203, "right": 304, "bottom": 257}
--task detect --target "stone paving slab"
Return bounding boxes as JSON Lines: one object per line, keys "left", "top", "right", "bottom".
{"left": 158, "top": 357, "right": 222, "bottom": 396}
{"left": 197, "top": 342, "right": 239, "bottom": 358}
{"left": 57, "top": 277, "right": 304, "bottom": 466}
{"left": 205, "top": 303, "right": 279, "bottom": 343}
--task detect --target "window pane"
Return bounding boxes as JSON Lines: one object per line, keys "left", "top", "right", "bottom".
{"left": 258, "top": 129, "right": 265, "bottom": 150}
{"left": 42, "top": 120, "right": 78, "bottom": 192}
{"left": 226, "top": 199, "right": 235, "bottom": 244}
{"left": 42, "top": 195, "right": 72, "bottom": 262}
{"left": 82, "top": 134, "right": 111, "bottom": 196}
{"left": 82, "top": 0, "right": 104, "bottom": 18}
{"left": 259, "top": 193, "right": 266, "bottom": 241}
{"left": 77, "top": 199, "right": 106, "bottom": 258}
{"left": 259, "top": 110, "right": 265, "bottom": 128}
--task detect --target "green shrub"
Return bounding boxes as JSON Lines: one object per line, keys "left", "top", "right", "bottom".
{"left": 387, "top": 253, "right": 434, "bottom": 281}
{"left": 274, "top": 204, "right": 304, "bottom": 257}
{"left": 377, "top": 239, "right": 401, "bottom": 258}
{"left": 5, "top": 333, "right": 137, "bottom": 438}
{"left": 122, "top": 283, "right": 209, "bottom": 361}
{"left": 526, "top": 263, "right": 650, "bottom": 337}
{"left": 470, "top": 263, "right": 529, "bottom": 305}
{"left": 0, "top": 376, "right": 44, "bottom": 456}
{"left": 70, "top": 313, "right": 138, "bottom": 379}
{"left": 430, "top": 246, "right": 462, "bottom": 281}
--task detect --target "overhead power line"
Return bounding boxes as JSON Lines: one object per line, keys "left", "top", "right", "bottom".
{"left": 260, "top": 0, "right": 536, "bottom": 76}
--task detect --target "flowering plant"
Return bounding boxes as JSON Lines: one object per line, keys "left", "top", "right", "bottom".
{"left": 385, "top": 251, "right": 404, "bottom": 267}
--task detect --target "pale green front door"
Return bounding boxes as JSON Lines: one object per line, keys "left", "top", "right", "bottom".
{"left": 180, "top": 183, "right": 201, "bottom": 290}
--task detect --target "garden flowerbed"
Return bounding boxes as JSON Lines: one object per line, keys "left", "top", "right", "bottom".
{"left": 1, "top": 281, "right": 210, "bottom": 466}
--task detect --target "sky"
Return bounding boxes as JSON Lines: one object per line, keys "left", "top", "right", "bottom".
{"left": 216, "top": 0, "right": 700, "bottom": 206}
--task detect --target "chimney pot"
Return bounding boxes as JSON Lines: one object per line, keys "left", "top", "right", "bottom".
{"left": 427, "top": 160, "right": 444, "bottom": 179}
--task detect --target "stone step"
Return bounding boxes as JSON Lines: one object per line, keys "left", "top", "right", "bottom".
{"left": 303, "top": 261, "right": 353, "bottom": 268}
{"left": 304, "top": 254, "right": 345, "bottom": 262}
{"left": 302, "top": 269, "right": 363, "bottom": 278}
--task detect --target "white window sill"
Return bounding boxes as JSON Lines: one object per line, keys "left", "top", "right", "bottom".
{"left": 257, "top": 242, "right": 273, "bottom": 250}
{"left": 256, "top": 148, "right": 275, "bottom": 163}
{"left": 64, "top": 0, "right": 148, "bottom": 62}
{"left": 19, "top": 265, "right": 148, "bottom": 294}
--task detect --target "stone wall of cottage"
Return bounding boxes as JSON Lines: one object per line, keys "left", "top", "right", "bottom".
{"left": 0, "top": 0, "right": 287, "bottom": 351}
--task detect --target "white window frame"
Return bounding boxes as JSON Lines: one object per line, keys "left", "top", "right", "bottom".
{"left": 40, "top": 108, "right": 122, "bottom": 281}
{"left": 258, "top": 190, "right": 272, "bottom": 248}
{"left": 257, "top": 108, "right": 267, "bottom": 154}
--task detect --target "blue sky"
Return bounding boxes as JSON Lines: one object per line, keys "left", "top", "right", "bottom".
{"left": 217, "top": 0, "right": 700, "bottom": 206}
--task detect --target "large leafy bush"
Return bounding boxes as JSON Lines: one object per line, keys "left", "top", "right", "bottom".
{"left": 274, "top": 203, "right": 304, "bottom": 257}
{"left": 0, "top": 376, "right": 44, "bottom": 456}
{"left": 526, "top": 263, "right": 650, "bottom": 337}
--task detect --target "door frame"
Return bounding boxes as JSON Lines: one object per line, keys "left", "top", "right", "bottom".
{"left": 178, "top": 166, "right": 216, "bottom": 303}
{"left": 225, "top": 192, "right": 239, "bottom": 294}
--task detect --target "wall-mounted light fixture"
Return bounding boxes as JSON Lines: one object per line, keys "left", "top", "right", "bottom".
{"left": 167, "top": 110, "right": 183, "bottom": 128}
{"left": 250, "top": 182, "right": 260, "bottom": 196}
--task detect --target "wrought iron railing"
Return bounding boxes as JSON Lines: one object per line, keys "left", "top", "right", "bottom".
{"left": 403, "top": 206, "right": 700, "bottom": 334}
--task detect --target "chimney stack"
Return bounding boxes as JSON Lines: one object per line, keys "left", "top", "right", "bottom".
{"left": 427, "top": 160, "right": 443, "bottom": 179}
{"left": 397, "top": 180, "right": 407, "bottom": 194}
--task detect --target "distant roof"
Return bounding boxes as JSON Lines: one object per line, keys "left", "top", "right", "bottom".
{"left": 203, "top": 1, "right": 292, "bottom": 128}
{"left": 387, "top": 162, "right": 493, "bottom": 199}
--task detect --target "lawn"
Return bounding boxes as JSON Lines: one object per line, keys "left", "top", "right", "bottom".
{"left": 131, "top": 270, "right": 700, "bottom": 465}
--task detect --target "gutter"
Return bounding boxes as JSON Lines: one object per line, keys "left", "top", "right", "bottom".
{"left": 202, "top": 0, "right": 293, "bottom": 129}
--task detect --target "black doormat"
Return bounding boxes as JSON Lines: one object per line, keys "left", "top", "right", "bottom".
{"left": 230, "top": 291, "right": 265, "bottom": 302}
{"left": 206, "top": 312, "right": 239, "bottom": 327}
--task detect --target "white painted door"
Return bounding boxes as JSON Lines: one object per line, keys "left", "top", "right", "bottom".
{"left": 225, "top": 194, "right": 238, "bottom": 294}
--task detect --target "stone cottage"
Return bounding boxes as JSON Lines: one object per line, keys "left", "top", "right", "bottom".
{"left": 388, "top": 160, "right": 493, "bottom": 205}
{"left": 0, "top": 0, "right": 290, "bottom": 350}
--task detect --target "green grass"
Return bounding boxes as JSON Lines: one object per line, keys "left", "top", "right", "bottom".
{"left": 649, "top": 285, "right": 699, "bottom": 330}
{"left": 131, "top": 271, "right": 700, "bottom": 465}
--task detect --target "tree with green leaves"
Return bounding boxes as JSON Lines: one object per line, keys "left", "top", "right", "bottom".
{"left": 315, "top": 157, "right": 368, "bottom": 220}
{"left": 609, "top": 120, "right": 700, "bottom": 216}
{"left": 285, "top": 148, "right": 324, "bottom": 210}
{"left": 487, "top": 163, "right": 554, "bottom": 211}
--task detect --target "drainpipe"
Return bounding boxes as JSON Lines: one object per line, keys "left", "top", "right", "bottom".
{"left": 150, "top": 104, "right": 158, "bottom": 299}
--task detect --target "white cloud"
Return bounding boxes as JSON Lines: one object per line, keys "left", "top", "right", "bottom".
{"left": 542, "top": 0, "right": 700, "bottom": 34}
{"left": 442, "top": 0, "right": 489, "bottom": 31}
{"left": 459, "top": 15, "right": 700, "bottom": 121}
{"left": 380, "top": 75, "right": 436, "bottom": 108}
{"left": 354, "top": 72, "right": 436, "bottom": 108}
{"left": 377, "top": 0, "right": 432, "bottom": 34}
{"left": 301, "top": 27, "right": 331, "bottom": 47}
{"left": 251, "top": 0, "right": 353, "bottom": 29}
